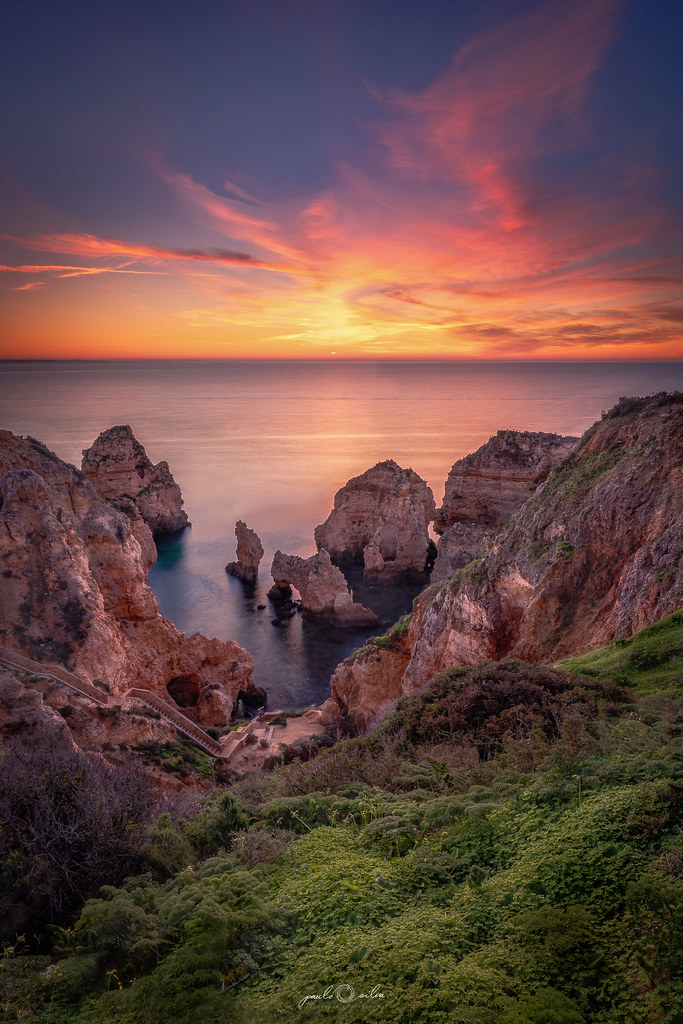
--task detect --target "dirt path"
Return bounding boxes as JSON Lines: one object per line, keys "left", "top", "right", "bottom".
{"left": 227, "top": 710, "right": 326, "bottom": 772}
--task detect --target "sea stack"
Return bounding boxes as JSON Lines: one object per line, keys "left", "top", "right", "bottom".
{"left": 314, "top": 459, "right": 436, "bottom": 579}
{"left": 226, "top": 520, "right": 264, "bottom": 583}
{"left": 270, "top": 549, "right": 378, "bottom": 626}
{"left": 82, "top": 425, "right": 189, "bottom": 536}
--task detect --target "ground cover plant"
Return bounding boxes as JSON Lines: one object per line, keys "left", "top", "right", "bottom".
{"left": 0, "top": 614, "right": 681, "bottom": 1024}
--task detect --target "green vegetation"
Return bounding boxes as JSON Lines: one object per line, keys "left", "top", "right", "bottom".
{"left": 602, "top": 391, "right": 682, "bottom": 421}
{"left": 560, "top": 609, "right": 683, "bottom": 697}
{"left": 1, "top": 617, "right": 682, "bottom": 1023}
{"left": 134, "top": 738, "right": 220, "bottom": 780}
{"left": 366, "top": 613, "right": 414, "bottom": 650}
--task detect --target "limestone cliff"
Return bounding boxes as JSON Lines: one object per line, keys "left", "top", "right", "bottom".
{"left": 270, "top": 549, "right": 378, "bottom": 626}
{"left": 432, "top": 523, "right": 494, "bottom": 582}
{"left": 433, "top": 430, "right": 577, "bottom": 533}
{"left": 329, "top": 623, "right": 413, "bottom": 732}
{"left": 226, "top": 520, "right": 264, "bottom": 583}
{"left": 82, "top": 425, "right": 189, "bottom": 536}
{"left": 314, "top": 460, "right": 435, "bottom": 579}
{"left": 0, "top": 432, "right": 254, "bottom": 726}
{"left": 330, "top": 395, "right": 683, "bottom": 729}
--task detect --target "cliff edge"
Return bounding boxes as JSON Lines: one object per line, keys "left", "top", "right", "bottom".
{"left": 330, "top": 394, "right": 683, "bottom": 729}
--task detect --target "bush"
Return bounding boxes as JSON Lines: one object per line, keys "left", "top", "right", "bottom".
{"left": 0, "top": 739, "right": 155, "bottom": 941}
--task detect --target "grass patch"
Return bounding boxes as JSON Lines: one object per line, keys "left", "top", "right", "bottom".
{"left": 559, "top": 610, "right": 683, "bottom": 697}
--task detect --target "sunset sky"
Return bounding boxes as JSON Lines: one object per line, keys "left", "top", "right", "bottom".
{"left": 1, "top": 0, "right": 682, "bottom": 360}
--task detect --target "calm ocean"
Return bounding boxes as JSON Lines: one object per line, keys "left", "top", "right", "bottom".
{"left": 1, "top": 360, "right": 681, "bottom": 709}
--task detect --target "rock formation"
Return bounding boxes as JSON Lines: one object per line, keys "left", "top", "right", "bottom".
{"left": 225, "top": 520, "right": 264, "bottom": 583}
{"left": 314, "top": 460, "right": 436, "bottom": 579}
{"left": 433, "top": 430, "right": 577, "bottom": 533}
{"left": 0, "top": 668, "right": 178, "bottom": 755}
{"left": 328, "top": 627, "right": 413, "bottom": 733}
{"left": 81, "top": 425, "right": 189, "bottom": 535}
{"left": 431, "top": 523, "right": 494, "bottom": 582}
{"left": 270, "top": 549, "right": 378, "bottom": 626}
{"left": 0, "top": 431, "right": 255, "bottom": 726}
{"left": 329, "top": 394, "right": 683, "bottom": 729}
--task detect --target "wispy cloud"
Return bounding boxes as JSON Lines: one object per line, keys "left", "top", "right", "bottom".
{"left": 3, "top": 0, "right": 680, "bottom": 358}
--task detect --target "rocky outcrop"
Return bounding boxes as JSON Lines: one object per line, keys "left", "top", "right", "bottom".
{"left": 328, "top": 625, "right": 413, "bottom": 732}
{"left": 226, "top": 520, "right": 264, "bottom": 583}
{"left": 0, "top": 670, "right": 76, "bottom": 752}
{"left": 81, "top": 425, "right": 189, "bottom": 536}
{"left": 0, "top": 668, "right": 178, "bottom": 754}
{"left": 270, "top": 549, "right": 378, "bottom": 626}
{"left": 315, "top": 460, "right": 436, "bottom": 579}
{"left": 431, "top": 523, "right": 494, "bottom": 582}
{"left": 329, "top": 394, "right": 683, "bottom": 729}
{"left": 0, "top": 432, "right": 255, "bottom": 726}
{"left": 434, "top": 430, "right": 577, "bottom": 533}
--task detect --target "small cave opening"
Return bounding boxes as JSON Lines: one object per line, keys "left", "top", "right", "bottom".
{"left": 167, "top": 675, "right": 201, "bottom": 708}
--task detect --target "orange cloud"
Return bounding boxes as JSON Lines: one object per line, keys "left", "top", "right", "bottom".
{"left": 2, "top": 0, "right": 680, "bottom": 360}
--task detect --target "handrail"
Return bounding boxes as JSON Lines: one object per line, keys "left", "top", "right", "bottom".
{"left": 0, "top": 645, "right": 108, "bottom": 705}
{"left": 0, "top": 643, "right": 224, "bottom": 757}
{"left": 125, "top": 688, "right": 223, "bottom": 756}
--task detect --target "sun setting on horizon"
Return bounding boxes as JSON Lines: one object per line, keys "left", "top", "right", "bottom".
{"left": 1, "top": 0, "right": 681, "bottom": 360}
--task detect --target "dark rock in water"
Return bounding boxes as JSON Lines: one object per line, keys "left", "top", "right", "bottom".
{"left": 268, "top": 582, "right": 293, "bottom": 602}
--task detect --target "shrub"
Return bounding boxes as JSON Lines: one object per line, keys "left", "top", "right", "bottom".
{"left": 0, "top": 739, "right": 155, "bottom": 941}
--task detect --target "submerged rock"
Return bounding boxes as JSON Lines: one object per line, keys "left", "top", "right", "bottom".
{"left": 314, "top": 460, "right": 435, "bottom": 579}
{"left": 82, "top": 425, "right": 189, "bottom": 536}
{"left": 434, "top": 430, "right": 577, "bottom": 534}
{"left": 270, "top": 549, "right": 378, "bottom": 626}
{"left": 225, "top": 520, "right": 264, "bottom": 583}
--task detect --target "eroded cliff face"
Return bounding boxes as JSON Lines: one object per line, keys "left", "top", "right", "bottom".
{"left": 433, "top": 430, "right": 577, "bottom": 533}
{"left": 330, "top": 395, "right": 683, "bottom": 729}
{"left": 329, "top": 626, "right": 412, "bottom": 732}
{"left": 81, "top": 425, "right": 189, "bottom": 536}
{"left": 431, "top": 523, "right": 494, "bottom": 582}
{"left": 314, "top": 460, "right": 436, "bottom": 579}
{"left": 0, "top": 432, "right": 254, "bottom": 726}
{"left": 270, "top": 548, "right": 378, "bottom": 626}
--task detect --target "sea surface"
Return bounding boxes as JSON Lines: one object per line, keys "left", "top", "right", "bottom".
{"left": 1, "top": 359, "right": 681, "bottom": 710}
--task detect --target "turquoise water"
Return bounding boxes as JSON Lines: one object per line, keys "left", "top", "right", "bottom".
{"left": 1, "top": 359, "right": 681, "bottom": 708}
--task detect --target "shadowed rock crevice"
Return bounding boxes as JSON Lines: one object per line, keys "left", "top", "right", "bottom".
{"left": 167, "top": 674, "right": 201, "bottom": 708}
